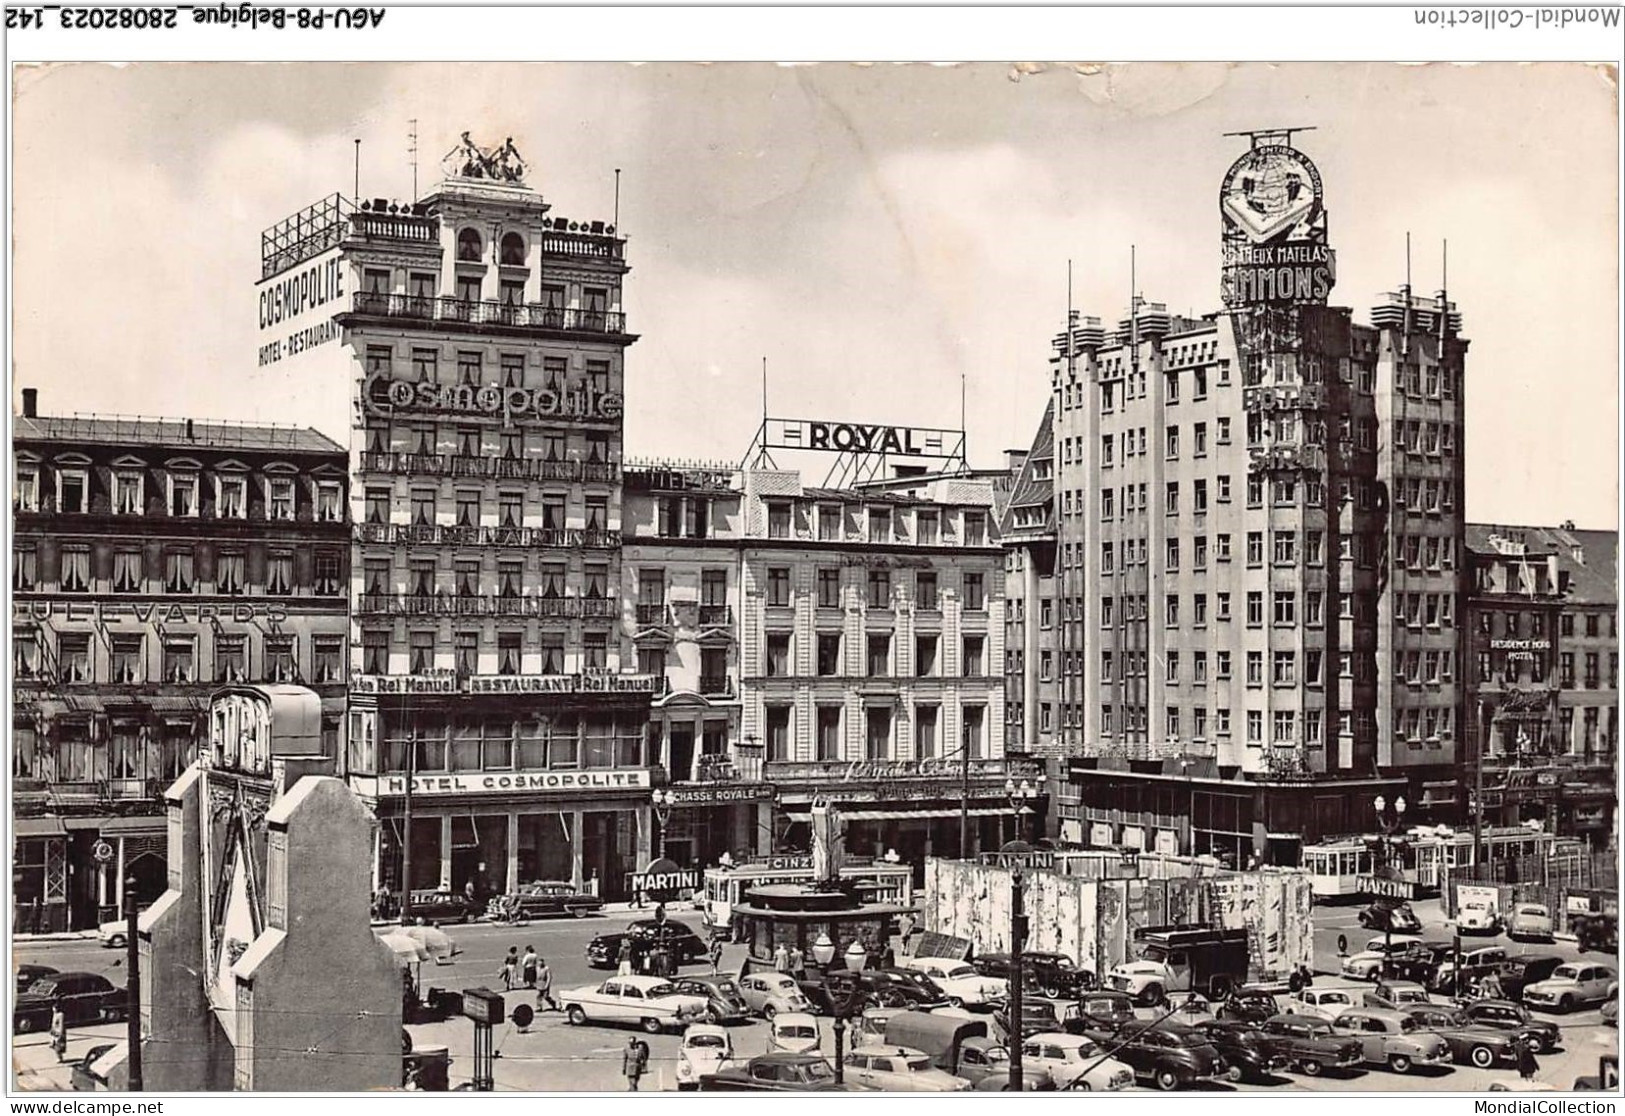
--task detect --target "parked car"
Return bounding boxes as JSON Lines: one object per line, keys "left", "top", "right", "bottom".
{"left": 1506, "top": 903, "right": 1555, "bottom": 942}
{"left": 1458, "top": 998, "right": 1562, "bottom": 1054}
{"left": 1430, "top": 946, "right": 1507, "bottom": 996}
{"left": 1522, "top": 962, "right": 1618, "bottom": 1013}
{"left": 878, "top": 968, "right": 952, "bottom": 1009}
{"left": 16, "top": 964, "right": 57, "bottom": 996}
{"left": 1361, "top": 980, "right": 1432, "bottom": 1011}
{"left": 1359, "top": 902, "right": 1422, "bottom": 934}
{"left": 1218, "top": 986, "right": 1281, "bottom": 1025}
{"left": 895, "top": 956, "right": 1006, "bottom": 1008}
{"left": 1329, "top": 1007, "right": 1452, "bottom": 1074}
{"left": 1075, "top": 989, "right": 1139, "bottom": 1031}
{"left": 995, "top": 997, "right": 1068, "bottom": 1039}
{"left": 585, "top": 920, "right": 708, "bottom": 971}
{"left": 840, "top": 1044, "right": 972, "bottom": 1091}
{"left": 1086, "top": 1019, "right": 1226, "bottom": 1091}
{"left": 972, "top": 951, "right": 1096, "bottom": 1000}
{"left": 1601, "top": 984, "right": 1618, "bottom": 1026}
{"left": 1385, "top": 941, "right": 1458, "bottom": 986}
{"left": 798, "top": 971, "right": 911, "bottom": 1015}
{"left": 1284, "top": 986, "right": 1358, "bottom": 1022}
{"left": 1572, "top": 911, "right": 1617, "bottom": 954}
{"left": 676, "top": 1023, "right": 734, "bottom": 1090}
{"left": 1456, "top": 899, "right": 1501, "bottom": 935}
{"left": 882, "top": 1010, "right": 1041, "bottom": 1091}
{"left": 96, "top": 920, "right": 132, "bottom": 949}
{"left": 14, "top": 972, "right": 127, "bottom": 1033}
{"left": 737, "top": 972, "right": 814, "bottom": 1019}
{"left": 558, "top": 975, "right": 709, "bottom": 1033}
{"left": 493, "top": 880, "right": 604, "bottom": 921}
{"left": 1342, "top": 936, "right": 1423, "bottom": 981}
{"left": 400, "top": 889, "right": 478, "bottom": 926}
{"left": 1168, "top": 992, "right": 1218, "bottom": 1026}
{"left": 767, "top": 1011, "right": 822, "bottom": 1055}
{"left": 1195, "top": 1019, "right": 1292, "bottom": 1083}
{"left": 1498, "top": 954, "right": 1568, "bottom": 1003}
{"left": 1400, "top": 1003, "right": 1520, "bottom": 1069}
{"left": 1260, "top": 1013, "right": 1366, "bottom": 1076}
{"left": 698, "top": 1053, "right": 850, "bottom": 1091}
{"left": 1018, "top": 1031, "right": 1135, "bottom": 1091}
{"left": 671, "top": 974, "right": 752, "bottom": 1025}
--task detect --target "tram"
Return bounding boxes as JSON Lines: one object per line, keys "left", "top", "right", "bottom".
{"left": 1301, "top": 825, "right": 1555, "bottom": 902}
{"left": 700, "top": 857, "right": 915, "bottom": 934}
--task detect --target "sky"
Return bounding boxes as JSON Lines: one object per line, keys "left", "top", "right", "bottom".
{"left": 11, "top": 62, "right": 1620, "bottom": 528}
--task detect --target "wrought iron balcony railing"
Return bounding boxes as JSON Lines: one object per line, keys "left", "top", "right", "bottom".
{"left": 358, "top": 452, "right": 620, "bottom": 484}
{"left": 348, "top": 292, "right": 628, "bottom": 336}
{"left": 354, "top": 523, "right": 620, "bottom": 549}
{"left": 355, "top": 592, "right": 618, "bottom": 619}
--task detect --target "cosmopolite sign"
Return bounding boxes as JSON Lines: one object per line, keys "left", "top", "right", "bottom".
{"left": 361, "top": 373, "right": 623, "bottom": 427}
{"left": 361, "top": 769, "right": 653, "bottom": 797}
{"left": 257, "top": 251, "right": 345, "bottom": 368}
{"left": 762, "top": 418, "right": 964, "bottom": 459}
{"left": 1219, "top": 144, "right": 1334, "bottom": 308}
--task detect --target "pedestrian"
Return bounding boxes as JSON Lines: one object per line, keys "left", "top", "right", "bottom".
{"left": 1515, "top": 1035, "right": 1539, "bottom": 1082}
{"left": 521, "top": 945, "right": 539, "bottom": 989}
{"left": 773, "top": 942, "right": 790, "bottom": 973}
{"left": 881, "top": 943, "right": 896, "bottom": 971}
{"left": 500, "top": 946, "right": 520, "bottom": 990}
{"left": 49, "top": 1005, "right": 67, "bottom": 1062}
{"left": 1480, "top": 971, "right": 1505, "bottom": 1001}
{"left": 623, "top": 1036, "right": 649, "bottom": 1091}
{"left": 617, "top": 938, "right": 635, "bottom": 978}
{"left": 535, "top": 956, "right": 559, "bottom": 1012}
{"left": 654, "top": 902, "right": 667, "bottom": 925}
{"left": 708, "top": 935, "right": 723, "bottom": 975}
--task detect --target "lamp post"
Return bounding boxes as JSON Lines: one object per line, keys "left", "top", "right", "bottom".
{"left": 1008, "top": 864, "right": 1028, "bottom": 1092}
{"left": 651, "top": 788, "right": 677, "bottom": 860}
{"left": 1372, "top": 794, "right": 1408, "bottom": 977}
{"left": 1004, "top": 777, "right": 1042, "bottom": 845}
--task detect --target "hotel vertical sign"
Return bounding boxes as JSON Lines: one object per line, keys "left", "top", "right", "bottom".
{"left": 1219, "top": 140, "right": 1336, "bottom": 308}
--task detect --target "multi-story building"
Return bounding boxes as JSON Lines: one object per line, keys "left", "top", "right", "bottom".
{"left": 622, "top": 462, "right": 773, "bottom": 865}
{"left": 255, "top": 134, "right": 660, "bottom": 903}
{"left": 12, "top": 389, "right": 348, "bottom": 931}
{"left": 1466, "top": 522, "right": 1617, "bottom": 846}
{"left": 731, "top": 467, "right": 1038, "bottom": 866}
{"left": 1057, "top": 134, "right": 1468, "bottom": 864}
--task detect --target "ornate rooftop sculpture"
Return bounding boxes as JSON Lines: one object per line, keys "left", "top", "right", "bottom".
{"left": 442, "top": 131, "right": 528, "bottom": 185}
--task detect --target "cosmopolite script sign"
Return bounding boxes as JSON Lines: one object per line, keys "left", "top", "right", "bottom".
{"left": 361, "top": 372, "right": 623, "bottom": 426}
{"left": 360, "top": 769, "right": 653, "bottom": 797}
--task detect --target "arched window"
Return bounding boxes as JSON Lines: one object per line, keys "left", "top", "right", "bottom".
{"left": 457, "top": 228, "right": 483, "bottom": 262}
{"left": 500, "top": 232, "right": 526, "bottom": 266}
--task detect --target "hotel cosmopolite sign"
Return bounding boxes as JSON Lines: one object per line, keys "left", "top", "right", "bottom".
{"left": 362, "top": 768, "right": 653, "bottom": 798}
{"left": 256, "top": 249, "right": 345, "bottom": 367}
{"left": 362, "top": 373, "right": 623, "bottom": 427}
{"left": 1219, "top": 143, "right": 1336, "bottom": 308}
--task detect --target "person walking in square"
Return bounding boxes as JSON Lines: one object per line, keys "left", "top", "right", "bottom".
{"left": 1515, "top": 1035, "right": 1540, "bottom": 1082}
{"left": 520, "top": 945, "right": 539, "bottom": 989}
{"left": 708, "top": 935, "right": 723, "bottom": 975}
{"left": 535, "top": 955, "right": 559, "bottom": 1013}
{"left": 624, "top": 1036, "right": 649, "bottom": 1091}
{"left": 500, "top": 946, "right": 520, "bottom": 990}
{"left": 49, "top": 1005, "right": 67, "bottom": 1063}
{"left": 617, "top": 938, "right": 635, "bottom": 977}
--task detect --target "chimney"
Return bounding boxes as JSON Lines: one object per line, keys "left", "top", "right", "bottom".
{"left": 21, "top": 388, "right": 37, "bottom": 418}
{"left": 186, "top": 419, "right": 196, "bottom": 441}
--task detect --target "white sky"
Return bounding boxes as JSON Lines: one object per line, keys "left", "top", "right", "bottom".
{"left": 10, "top": 62, "right": 1620, "bottom": 528}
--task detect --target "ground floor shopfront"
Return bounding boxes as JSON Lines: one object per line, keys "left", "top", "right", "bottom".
{"left": 656, "top": 783, "right": 776, "bottom": 868}
{"left": 14, "top": 815, "right": 168, "bottom": 933}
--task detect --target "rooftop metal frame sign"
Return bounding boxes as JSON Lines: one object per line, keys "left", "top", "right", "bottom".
{"left": 743, "top": 416, "right": 967, "bottom": 488}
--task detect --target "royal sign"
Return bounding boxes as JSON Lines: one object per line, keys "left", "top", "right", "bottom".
{"left": 763, "top": 417, "right": 963, "bottom": 459}
{"left": 361, "top": 372, "right": 623, "bottom": 426}
{"left": 1219, "top": 143, "right": 1335, "bottom": 308}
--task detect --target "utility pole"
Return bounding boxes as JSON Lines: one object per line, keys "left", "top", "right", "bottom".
{"left": 1008, "top": 868, "right": 1027, "bottom": 1091}
{"left": 1473, "top": 700, "right": 1487, "bottom": 871}
{"left": 124, "top": 875, "right": 143, "bottom": 1091}
{"left": 400, "top": 712, "right": 416, "bottom": 924}
{"left": 959, "top": 737, "right": 971, "bottom": 859}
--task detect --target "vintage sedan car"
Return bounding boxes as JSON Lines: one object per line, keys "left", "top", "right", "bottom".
{"left": 97, "top": 920, "right": 132, "bottom": 949}
{"left": 1342, "top": 936, "right": 1423, "bottom": 981}
{"left": 1259, "top": 1013, "right": 1366, "bottom": 1076}
{"left": 1459, "top": 998, "right": 1562, "bottom": 1053}
{"left": 1085, "top": 1020, "right": 1226, "bottom": 1091}
{"left": 841, "top": 1044, "right": 971, "bottom": 1091}
{"left": 1385, "top": 941, "right": 1458, "bottom": 986}
{"left": 1401, "top": 1003, "right": 1520, "bottom": 1069}
{"left": 676, "top": 1023, "right": 734, "bottom": 1091}
{"left": 1498, "top": 954, "right": 1567, "bottom": 1003}
{"left": 1600, "top": 986, "right": 1618, "bottom": 1026}
{"left": 558, "top": 975, "right": 709, "bottom": 1034}
{"left": 400, "top": 889, "right": 478, "bottom": 926}
{"left": 698, "top": 1053, "right": 852, "bottom": 1091}
{"left": 1361, "top": 980, "right": 1432, "bottom": 1011}
{"left": 15, "top": 972, "right": 127, "bottom": 1033}
{"left": 1506, "top": 903, "right": 1555, "bottom": 942}
{"left": 586, "top": 920, "right": 709, "bottom": 970}
{"left": 767, "top": 1012, "right": 821, "bottom": 1056}
{"left": 1430, "top": 946, "right": 1507, "bottom": 996}
{"left": 738, "top": 972, "right": 814, "bottom": 1019}
{"left": 1359, "top": 902, "right": 1422, "bottom": 934}
{"left": 1218, "top": 987, "right": 1282, "bottom": 1025}
{"left": 672, "top": 974, "right": 752, "bottom": 1025}
{"left": 799, "top": 971, "right": 912, "bottom": 1016}
{"left": 1523, "top": 962, "right": 1618, "bottom": 1012}
{"left": 1456, "top": 899, "right": 1502, "bottom": 935}
{"left": 995, "top": 997, "right": 1071, "bottom": 1040}
{"left": 1195, "top": 1019, "right": 1292, "bottom": 1083}
{"left": 973, "top": 951, "right": 1096, "bottom": 1000}
{"left": 879, "top": 968, "right": 952, "bottom": 1009}
{"left": 1329, "top": 1007, "right": 1452, "bottom": 1074}
{"left": 494, "top": 880, "right": 604, "bottom": 922}
{"left": 1075, "top": 989, "right": 1139, "bottom": 1031}
{"left": 1284, "top": 986, "right": 1358, "bottom": 1022}
{"left": 1168, "top": 993, "right": 1218, "bottom": 1026}
{"left": 16, "top": 964, "right": 57, "bottom": 996}
{"left": 1019, "top": 1032, "right": 1133, "bottom": 1091}
{"left": 895, "top": 956, "right": 1006, "bottom": 1008}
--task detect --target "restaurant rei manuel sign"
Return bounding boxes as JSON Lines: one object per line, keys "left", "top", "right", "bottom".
{"left": 1219, "top": 144, "right": 1336, "bottom": 308}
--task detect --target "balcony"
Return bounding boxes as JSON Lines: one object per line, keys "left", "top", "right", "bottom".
{"left": 349, "top": 210, "right": 438, "bottom": 244}
{"left": 541, "top": 229, "right": 626, "bottom": 262}
{"left": 697, "top": 604, "right": 732, "bottom": 627}
{"left": 358, "top": 452, "right": 621, "bottom": 485}
{"left": 354, "top": 523, "right": 620, "bottom": 549}
{"left": 355, "top": 592, "right": 618, "bottom": 619}
{"left": 346, "top": 292, "right": 628, "bottom": 337}
{"left": 636, "top": 603, "right": 670, "bottom": 626}
{"left": 699, "top": 675, "right": 735, "bottom": 698}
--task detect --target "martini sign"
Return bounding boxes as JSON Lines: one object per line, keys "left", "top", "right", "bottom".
{"left": 1219, "top": 143, "right": 1336, "bottom": 308}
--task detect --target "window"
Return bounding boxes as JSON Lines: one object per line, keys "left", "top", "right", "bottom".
{"left": 113, "top": 470, "right": 143, "bottom": 516}
{"left": 1246, "top": 591, "right": 1264, "bottom": 626}
{"left": 1165, "top": 652, "right": 1180, "bottom": 685}
{"left": 163, "top": 548, "right": 194, "bottom": 594}
{"left": 268, "top": 477, "right": 295, "bottom": 521}
{"left": 964, "top": 572, "right": 986, "bottom": 611}
{"left": 1274, "top": 591, "right": 1296, "bottom": 625}
{"left": 59, "top": 633, "right": 91, "bottom": 683}
{"left": 867, "top": 633, "right": 891, "bottom": 676}
{"left": 454, "top": 630, "right": 479, "bottom": 675}
{"left": 1166, "top": 426, "right": 1180, "bottom": 458}
{"left": 817, "top": 707, "right": 843, "bottom": 761}
{"left": 964, "top": 512, "right": 986, "bottom": 546}
{"left": 1274, "top": 531, "right": 1297, "bottom": 564}
{"left": 1246, "top": 532, "right": 1264, "bottom": 566}
{"left": 265, "top": 553, "right": 293, "bottom": 595}
{"left": 1247, "top": 651, "right": 1263, "bottom": 686}
{"left": 14, "top": 468, "right": 38, "bottom": 512}
{"left": 583, "top": 496, "right": 608, "bottom": 532}
{"left": 1273, "top": 651, "right": 1295, "bottom": 686}
{"left": 814, "top": 567, "right": 842, "bottom": 609}
{"left": 316, "top": 481, "right": 342, "bottom": 523}
{"left": 1247, "top": 475, "right": 1264, "bottom": 508}
{"left": 816, "top": 633, "right": 842, "bottom": 676}
{"left": 109, "top": 636, "right": 143, "bottom": 683}
{"left": 1166, "top": 538, "right": 1180, "bottom": 571}
{"left": 867, "top": 569, "right": 891, "bottom": 609}
{"left": 917, "top": 511, "right": 939, "bottom": 545}
{"left": 759, "top": 566, "right": 789, "bottom": 608}
{"left": 866, "top": 707, "right": 894, "bottom": 760}
{"left": 539, "top": 635, "right": 565, "bottom": 675}
{"left": 262, "top": 637, "right": 295, "bottom": 682}
{"left": 767, "top": 502, "right": 792, "bottom": 539}
{"left": 1214, "top": 592, "right": 1231, "bottom": 622}
{"left": 1102, "top": 434, "right": 1114, "bottom": 466}
{"left": 13, "top": 546, "right": 36, "bottom": 591}
{"left": 219, "top": 635, "right": 249, "bottom": 682}
{"left": 1101, "top": 596, "right": 1114, "bottom": 627}
{"left": 766, "top": 633, "right": 791, "bottom": 677}
{"left": 1101, "top": 542, "right": 1115, "bottom": 573}
{"left": 582, "top": 632, "right": 608, "bottom": 672}
{"left": 868, "top": 508, "right": 891, "bottom": 543}
{"left": 963, "top": 636, "right": 985, "bottom": 677}
{"left": 1247, "top": 710, "right": 1264, "bottom": 744}
{"left": 962, "top": 706, "right": 985, "bottom": 759}
{"left": 1273, "top": 710, "right": 1296, "bottom": 743}
{"left": 313, "top": 637, "right": 344, "bottom": 684}
{"left": 1166, "top": 595, "right": 1181, "bottom": 626}
{"left": 57, "top": 468, "right": 88, "bottom": 514}
{"left": 1166, "top": 482, "right": 1179, "bottom": 514}
{"left": 456, "top": 227, "right": 482, "bottom": 262}
{"left": 915, "top": 634, "right": 938, "bottom": 677}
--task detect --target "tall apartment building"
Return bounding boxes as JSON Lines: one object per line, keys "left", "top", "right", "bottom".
{"left": 1055, "top": 134, "right": 1468, "bottom": 863}
{"left": 12, "top": 389, "right": 348, "bottom": 931}
{"left": 255, "top": 135, "right": 659, "bottom": 902}
{"left": 1465, "top": 522, "right": 1617, "bottom": 847}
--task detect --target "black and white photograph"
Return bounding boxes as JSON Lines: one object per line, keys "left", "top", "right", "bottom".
{"left": 4, "top": 25, "right": 1621, "bottom": 1102}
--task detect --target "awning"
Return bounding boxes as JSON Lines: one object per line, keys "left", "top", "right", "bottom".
{"left": 784, "top": 806, "right": 1011, "bottom": 823}
{"left": 143, "top": 696, "right": 205, "bottom": 716}
{"left": 98, "top": 815, "right": 167, "bottom": 836}
{"left": 33, "top": 696, "right": 105, "bottom": 720}
{"left": 63, "top": 816, "right": 107, "bottom": 831}
{"left": 13, "top": 817, "right": 67, "bottom": 838}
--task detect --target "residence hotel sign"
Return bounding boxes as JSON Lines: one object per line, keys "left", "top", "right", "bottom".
{"left": 1219, "top": 142, "right": 1336, "bottom": 308}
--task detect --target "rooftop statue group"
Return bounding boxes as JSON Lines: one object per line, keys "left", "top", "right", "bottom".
{"left": 443, "top": 132, "right": 527, "bottom": 184}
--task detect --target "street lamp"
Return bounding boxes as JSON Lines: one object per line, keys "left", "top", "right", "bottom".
{"left": 811, "top": 933, "right": 836, "bottom": 969}
{"left": 1005, "top": 777, "right": 1043, "bottom": 845}
{"left": 1372, "top": 794, "right": 1409, "bottom": 977}
{"left": 651, "top": 788, "right": 677, "bottom": 860}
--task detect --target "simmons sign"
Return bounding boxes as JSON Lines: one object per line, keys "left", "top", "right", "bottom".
{"left": 1219, "top": 142, "right": 1336, "bottom": 308}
